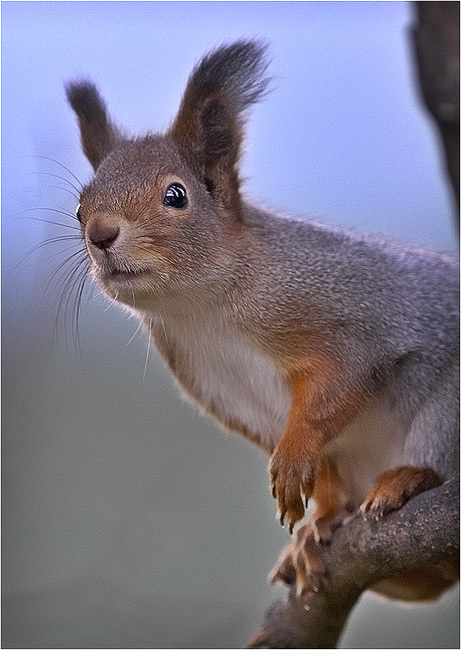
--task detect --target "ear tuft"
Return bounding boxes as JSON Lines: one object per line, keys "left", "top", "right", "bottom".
{"left": 187, "top": 39, "right": 271, "bottom": 116}
{"left": 169, "top": 40, "right": 271, "bottom": 212}
{"left": 65, "top": 80, "right": 121, "bottom": 170}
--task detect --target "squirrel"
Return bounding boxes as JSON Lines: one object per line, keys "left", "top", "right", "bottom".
{"left": 65, "top": 40, "right": 459, "bottom": 602}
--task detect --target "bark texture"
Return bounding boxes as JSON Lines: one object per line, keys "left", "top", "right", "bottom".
{"left": 412, "top": 1, "right": 460, "bottom": 213}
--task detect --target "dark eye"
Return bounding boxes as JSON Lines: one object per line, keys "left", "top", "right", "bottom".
{"left": 163, "top": 183, "right": 188, "bottom": 209}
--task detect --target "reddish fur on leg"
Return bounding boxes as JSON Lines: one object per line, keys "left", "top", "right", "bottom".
{"left": 269, "top": 369, "right": 369, "bottom": 533}
{"left": 311, "top": 456, "right": 353, "bottom": 543}
{"left": 360, "top": 465, "right": 442, "bottom": 519}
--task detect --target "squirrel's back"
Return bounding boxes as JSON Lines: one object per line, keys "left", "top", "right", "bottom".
{"left": 237, "top": 203, "right": 458, "bottom": 371}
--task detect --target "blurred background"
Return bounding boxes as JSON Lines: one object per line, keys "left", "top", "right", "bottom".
{"left": 2, "top": 1, "right": 459, "bottom": 648}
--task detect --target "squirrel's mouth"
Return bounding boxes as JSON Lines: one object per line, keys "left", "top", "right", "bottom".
{"left": 96, "top": 267, "right": 153, "bottom": 306}
{"left": 95, "top": 262, "right": 152, "bottom": 288}
{"left": 109, "top": 268, "right": 148, "bottom": 280}
{"left": 90, "top": 255, "right": 169, "bottom": 305}
{"left": 93, "top": 256, "right": 149, "bottom": 278}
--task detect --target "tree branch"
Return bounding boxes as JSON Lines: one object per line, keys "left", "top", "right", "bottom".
{"left": 248, "top": 478, "right": 459, "bottom": 649}
{"left": 411, "top": 1, "right": 460, "bottom": 213}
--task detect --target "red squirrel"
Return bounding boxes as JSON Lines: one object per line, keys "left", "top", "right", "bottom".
{"left": 65, "top": 40, "right": 459, "bottom": 602}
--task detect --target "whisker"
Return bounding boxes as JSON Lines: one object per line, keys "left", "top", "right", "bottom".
{"left": 16, "top": 155, "right": 90, "bottom": 353}
{"left": 31, "top": 154, "right": 84, "bottom": 191}
{"left": 53, "top": 256, "right": 90, "bottom": 352}
{"left": 93, "top": 288, "right": 109, "bottom": 301}
{"left": 47, "top": 257, "right": 87, "bottom": 312}
{"left": 45, "top": 248, "right": 88, "bottom": 294}
{"left": 15, "top": 206, "right": 80, "bottom": 223}
{"left": 72, "top": 269, "right": 91, "bottom": 349}
{"left": 143, "top": 319, "right": 153, "bottom": 381}
{"left": 160, "top": 314, "right": 170, "bottom": 347}
{"left": 32, "top": 171, "right": 82, "bottom": 197}
{"left": 18, "top": 214, "right": 81, "bottom": 230}
{"left": 126, "top": 319, "right": 143, "bottom": 346}
{"left": 47, "top": 263, "right": 89, "bottom": 354}
{"left": 47, "top": 184, "right": 81, "bottom": 201}
{"left": 8, "top": 236, "right": 83, "bottom": 277}
{"left": 102, "top": 295, "right": 119, "bottom": 313}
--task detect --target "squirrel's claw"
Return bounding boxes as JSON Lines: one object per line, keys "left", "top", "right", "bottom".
{"left": 269, "top": 522, "right": 327, "bottom": 599}
{"left": 269, "top": 449, "right": 314, "bottom": 534}
{"left": 278, "top": 506, "right": 286, "bottom": 529}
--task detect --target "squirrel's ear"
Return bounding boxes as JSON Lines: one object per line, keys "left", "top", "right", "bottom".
{"left": 168, "top": 40, "right": 270, "bottom": 213}
{"left": 65, "top": 81, "right": 121, "bottom": 170}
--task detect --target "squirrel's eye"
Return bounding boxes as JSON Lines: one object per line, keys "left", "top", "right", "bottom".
{"left": 163, "top": 183, "right": 188, "bottom": 209}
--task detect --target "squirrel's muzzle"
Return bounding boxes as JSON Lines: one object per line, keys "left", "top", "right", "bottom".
{"left": 86, "top": 216, "right": 120, "bottom": 251}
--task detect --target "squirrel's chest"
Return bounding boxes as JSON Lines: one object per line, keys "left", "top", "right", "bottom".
{"left": 148, "top": 315, "right": 291, "bottom": 452}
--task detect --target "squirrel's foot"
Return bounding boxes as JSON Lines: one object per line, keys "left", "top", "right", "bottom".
{"left": 311, "top": 501, "right": 355, "bottom": 544}
{"left": 269, "top": 523, "right": 326, "bottom": 599}
{"left": 360, "top": 465, "right": 442, "bottom": 520}
{"left": 269, "top": 449, "right": 315, "bottom": 533}
{"left": 269, "top": 502, "right": 354, "bottom": 599}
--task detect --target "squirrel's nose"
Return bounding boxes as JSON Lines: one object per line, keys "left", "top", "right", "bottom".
{"left": 87, "top": 218, "right": 120, "bottom": 250}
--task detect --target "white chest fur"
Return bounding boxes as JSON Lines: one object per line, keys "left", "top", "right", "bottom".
{"left": 325, "top": 397, "right": 407, "bottom": 506}
{"left": 143, "top": 310, "right": 291, "bottom": 452}
{"left": 139, "top": 307, "right": 408, "bottom": 499}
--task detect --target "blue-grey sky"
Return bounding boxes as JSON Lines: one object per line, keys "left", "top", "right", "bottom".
{"left": 4, "top": 1, "right": 458, "bottom": 338}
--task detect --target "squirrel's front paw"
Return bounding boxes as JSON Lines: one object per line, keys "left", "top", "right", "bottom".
{"left": 269, "top": 448, "right": 315, "bottom": 533}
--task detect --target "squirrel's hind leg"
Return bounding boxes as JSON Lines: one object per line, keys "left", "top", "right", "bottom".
{"left": 359, "top": 465, "right": 441, "bottom": 520}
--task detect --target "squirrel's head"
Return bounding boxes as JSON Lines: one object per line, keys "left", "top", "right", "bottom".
{"left": 66, "top": 40, "right": 270, "bottom": 309}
